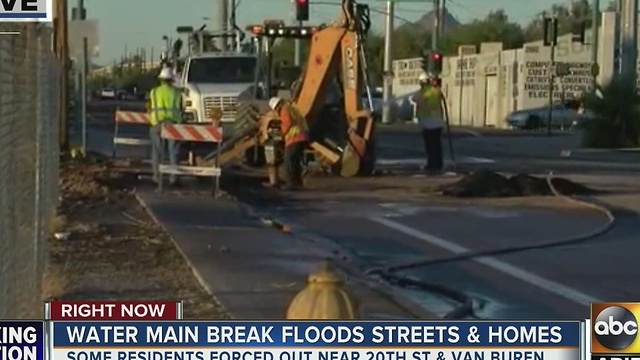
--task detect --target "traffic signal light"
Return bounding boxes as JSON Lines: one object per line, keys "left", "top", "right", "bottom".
{"left": 571, "top": 20, "right": 587, "bottom": 44}
{"left": 543, "top": 17, "right": 558, "bottom": 46}
{"left": 296, "top": 0, "right": 309, "bottom": 21}
{"left": 430, "top": 52, "right": 442, "bottom": 74}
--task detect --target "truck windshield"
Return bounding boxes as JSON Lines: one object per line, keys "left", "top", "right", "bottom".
{"left": 186, "top": 57, "right": 256, "bottom": 83}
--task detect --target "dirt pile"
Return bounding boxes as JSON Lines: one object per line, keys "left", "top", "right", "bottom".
{"left": 439, "top": 169, "right": 597, "bottom": 197}
{"left": 59, "top": 158, "right": 133, "bottom": 213}
{"left": 48, "top": 156, "right": 227, "bottom": 318}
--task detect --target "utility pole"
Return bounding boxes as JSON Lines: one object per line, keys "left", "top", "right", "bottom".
{"left": 215, "top": 0, "right": 227, "bottom": 51}
{"left": 293, "top": 0, "right": 301, "bottom": 66}
{"left": 431, "top": 0, "right": 439, "bottom": 51}
{"left": 294, "top": 19, "right": 302, "bottom": 65}
{"left": 590, "top": 0, "right": 599, "bottom": 88}
{"left": 81, "top": 37, "right": 88, "bottom": 155}
{"left": 55, "top": 0, "right": 69, "bottom": 151}
{"left": 543, "top": 16, "right": 558, "bottom": 136}
{"left": 381, "top": 1, "right": 394, "bottom": 124}
{"left": 619, "top": 0, "right": 638, "bottom": 86}
{"left": 438, "top": 0, "right": 445, "bottom": 39}
{"left": 229, "top": 0, "right": 240, "bottom": 52}
{"left": 222, "top": 0, "right": 229, "bottom": 51}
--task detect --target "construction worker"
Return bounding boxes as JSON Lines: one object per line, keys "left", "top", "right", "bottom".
{"left": 412, "top": 72, "right": 445, "bottom": 174}
{"left": 147, "top": 67, "right": 183, "bottom": 186}
{"left": 268, "top": 97, "right": 309, "bottom": 190}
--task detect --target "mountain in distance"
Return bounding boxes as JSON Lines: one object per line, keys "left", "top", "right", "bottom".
{"left": 397, "top": 6, "right": 461, "bottom": 33}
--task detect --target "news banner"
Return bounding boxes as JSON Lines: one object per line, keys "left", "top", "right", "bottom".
{"left": 5, "top": 302, "right": 640, "bottom": 360}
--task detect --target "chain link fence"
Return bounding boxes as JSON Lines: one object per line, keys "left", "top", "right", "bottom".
{"left": 0, "top": 23, "right": 60, "bottom": 317}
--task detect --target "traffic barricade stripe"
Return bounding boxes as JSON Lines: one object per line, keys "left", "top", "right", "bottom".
{"left": 112, "top": 110, "right": 151, "bottom": 158}
{"left": 160, "top": 124, "right": 223, "bottom": 142}
{"left": 158, "top": 123, "right": 224, "bottom": 197}
{"left": 115, "top": 111, "right": 150, "bottom": 124}
{"left": 185, "top": 125, "right": 205, "bottom": 141}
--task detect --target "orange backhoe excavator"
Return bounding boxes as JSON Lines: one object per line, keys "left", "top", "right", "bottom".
{"left": 203, "top": 0, "right": 377, "bottom": 177}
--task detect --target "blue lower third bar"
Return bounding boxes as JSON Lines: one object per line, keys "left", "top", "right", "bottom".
{"left": 0, "top": 13, "right": 47, "bottom": 18}
{"left": 0, "top": 321, "right": 45, "bottom": 360}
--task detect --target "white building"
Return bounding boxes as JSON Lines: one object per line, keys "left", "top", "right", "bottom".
{"left": 392, "top": 11, "right": 622, "bottom": 128}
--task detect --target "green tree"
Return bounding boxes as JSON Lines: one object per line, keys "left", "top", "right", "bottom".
{"left": 524, "top": 0, "right": 591, "bottom": 41}
{"left": 605, "top": 0, "right": 617, "bottom": 11}
{"left": 268, "top": 35, "right": 386, "bottom": 87}
{"left": 87, "top": 74, "right": 111, "bottom": 90}
{"left": 392, "top": 28, "right": 429, "bottom": 59}
{"left": 365, "top": 34, "right": 384, "bottom": 87}
{"left": 441, "top": 10, "right": 524, "bottom": 54}
{"left": 580, "top": 77, "right": 640, "bottom": 147}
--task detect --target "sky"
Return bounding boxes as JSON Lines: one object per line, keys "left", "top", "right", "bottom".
{"left": 82, "top": 0, "right": 569, "bottom": 65}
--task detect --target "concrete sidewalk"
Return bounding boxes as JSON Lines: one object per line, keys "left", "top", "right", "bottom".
{"left": 136, "top": 191, "right": 419, "bottom": 319}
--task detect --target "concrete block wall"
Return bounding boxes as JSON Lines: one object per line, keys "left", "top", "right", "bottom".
{"left": 392, "top": 11, "right": 620, "bottom": 128}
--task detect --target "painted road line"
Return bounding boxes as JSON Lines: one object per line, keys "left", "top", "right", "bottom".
{"left": 376, "top": 157, "right": 495, "bottom": 165}
{"left": 369, "top": 216, "right": 601, "bottom": 305}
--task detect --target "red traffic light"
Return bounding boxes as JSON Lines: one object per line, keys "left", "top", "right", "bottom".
{"left": 295, "top": 0, "right": 309, "bottom": 21}
{"left": 431, "top": 52, "right": 441, "bottom": 60}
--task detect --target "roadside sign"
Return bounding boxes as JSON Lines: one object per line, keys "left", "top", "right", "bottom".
{"left": 458, "top": 45, "right": 476, "bottom": 56}
{"left": 555, "top": 62, "right": 571, "bottom": 76}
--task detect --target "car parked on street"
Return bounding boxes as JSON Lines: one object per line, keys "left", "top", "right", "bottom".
{"left": 505, "top": 100, "right": 591, "bottom": 129}
{"left": 100, "top": 87, "right": 116, "bottom": 99}
{"left": 365, "top": 90, "right": 417, "bottom": 122}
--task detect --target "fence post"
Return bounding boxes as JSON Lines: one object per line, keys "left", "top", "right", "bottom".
{"left": 0, "top": 23, "right": 59, "bottom": 317}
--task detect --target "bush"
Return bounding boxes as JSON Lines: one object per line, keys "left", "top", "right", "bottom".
{"left": 579, "top": 76, "right": 640, "bottom": 148}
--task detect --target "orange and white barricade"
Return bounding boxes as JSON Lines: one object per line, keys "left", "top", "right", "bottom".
{"left": 158, "top": 123, "right": 223, "bottom": 196}
{"left": 112, "top": 110, "right": 151, "bottom": 157}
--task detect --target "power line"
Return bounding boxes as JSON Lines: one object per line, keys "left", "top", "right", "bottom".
{"left": 310, "top": 1, "right": 418, "bottom": 24}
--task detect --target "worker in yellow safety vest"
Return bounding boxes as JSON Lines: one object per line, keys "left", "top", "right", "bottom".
{"left": 147, "top": 67, "right": 183, "bottom": 186}
{"left": 411, "top": 72, "right": 445, "bottom": 174}
{"left": 268, "top": 97, "right": 309, "bottom": 190}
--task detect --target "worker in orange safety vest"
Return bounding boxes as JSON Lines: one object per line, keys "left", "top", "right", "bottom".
{"left": 268, "top": 97, "right": 309, "bottom": 190}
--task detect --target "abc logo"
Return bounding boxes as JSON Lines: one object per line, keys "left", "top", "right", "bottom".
{"left": 594, "top": 306, "right": 639, "bottom": 350}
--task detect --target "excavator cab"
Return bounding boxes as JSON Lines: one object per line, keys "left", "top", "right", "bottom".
{"left": 247, "top": 20, "right": 320, "bottom": 100}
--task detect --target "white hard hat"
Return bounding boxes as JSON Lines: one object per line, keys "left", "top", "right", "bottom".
{"left": 158, "top": 67, "right": 173, "bottom": 80}
{"left": 268, "top": 97, "right": 282, "bottom": 110}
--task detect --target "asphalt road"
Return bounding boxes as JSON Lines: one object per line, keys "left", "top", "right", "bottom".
{"left": 248, "top": 198, "right": 614, "bottom": 319}
{"left": 85, "top": 99, "right": 640, "bottom": 319}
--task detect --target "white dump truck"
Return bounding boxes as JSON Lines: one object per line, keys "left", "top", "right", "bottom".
{"left": 178, "top": 51, "right": 259, "bottom": 138}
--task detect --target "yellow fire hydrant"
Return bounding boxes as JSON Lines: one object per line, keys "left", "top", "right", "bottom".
{"left": 286, "top": 262, "right": 359, "bottom": 319}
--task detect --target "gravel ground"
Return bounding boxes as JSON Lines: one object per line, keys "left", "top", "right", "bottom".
{"left": 44, "top": 157, "right": 227, "bottom": 318}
